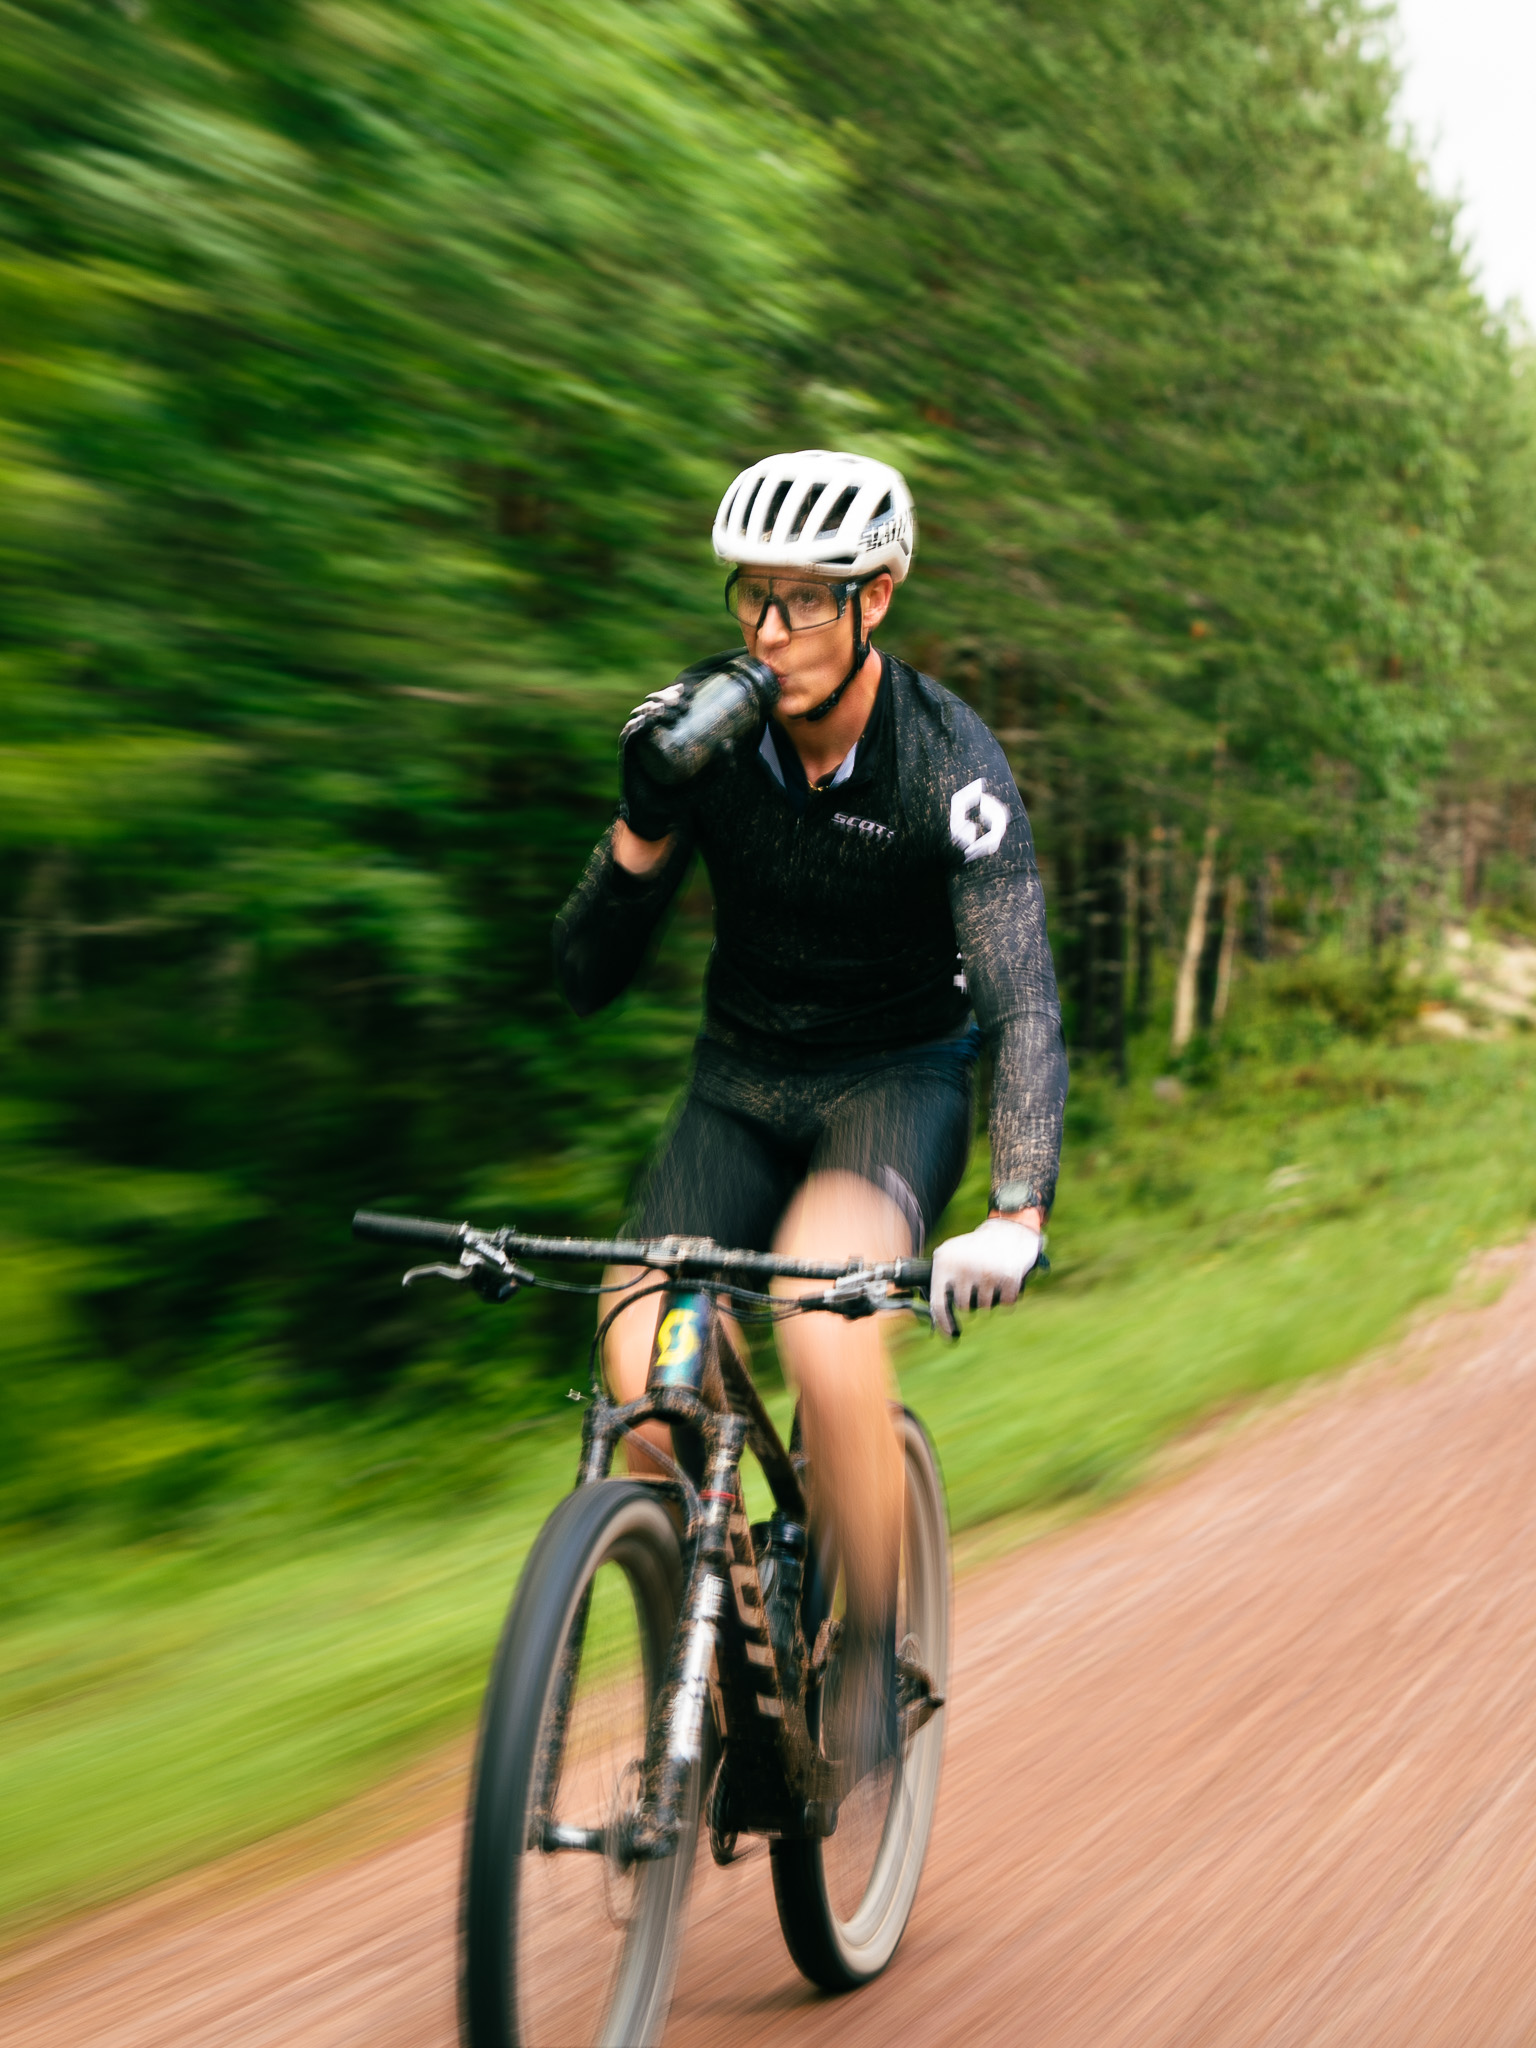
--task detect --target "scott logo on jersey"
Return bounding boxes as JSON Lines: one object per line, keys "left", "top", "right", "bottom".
{"left": 831, "top": 812, "right": 897, "bottom": 846}
{"left": 949, "top": 779, "right": 1009, "bottom": 862}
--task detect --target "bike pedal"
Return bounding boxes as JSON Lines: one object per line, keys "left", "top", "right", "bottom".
{"left": 801, "top": 1798, "right": 840, "bottom": 1838}
{"left": 896, "top": 1647, "right": 945, "bottom": 1735}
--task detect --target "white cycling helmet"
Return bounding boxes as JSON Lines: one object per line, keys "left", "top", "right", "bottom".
{"left": 712, "top": 450, "right": 916, "bottom": 584}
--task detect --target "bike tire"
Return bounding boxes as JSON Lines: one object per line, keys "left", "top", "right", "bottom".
{"left": 460, "top": 1480, "right": 696, "bottom": 2048}
{"left": 770, "top": 1407, "right": 951, "bottom": 1991}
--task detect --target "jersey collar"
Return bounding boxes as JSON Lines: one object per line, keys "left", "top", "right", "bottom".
{"left": 756, "top": 655, "right": 888, "bottom": 813}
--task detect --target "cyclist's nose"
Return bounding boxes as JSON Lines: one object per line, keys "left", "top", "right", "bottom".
{"left": 753, "top": 600, "right": 792, "bottom": 651}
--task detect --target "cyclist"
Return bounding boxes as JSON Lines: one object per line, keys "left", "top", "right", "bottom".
{"left": 554, "top": 449, "right": 1066, "bottom": 1760}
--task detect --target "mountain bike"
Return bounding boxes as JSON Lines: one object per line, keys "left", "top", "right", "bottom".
{"left": 352, "top": 1209, "right": 952, "bottom": 2048}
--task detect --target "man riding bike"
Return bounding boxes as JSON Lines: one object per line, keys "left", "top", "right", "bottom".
{"left": 553, "top": 449, "right": 1066, "bottom": 1763}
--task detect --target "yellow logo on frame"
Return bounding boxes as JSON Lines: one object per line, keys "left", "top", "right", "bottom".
{"left": 654, "top": 1308, "right": 701, "bottom": 1375}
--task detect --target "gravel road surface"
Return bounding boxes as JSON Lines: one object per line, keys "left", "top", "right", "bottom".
{"left": 9, "top": 1241, "right": 1536, "bottom": 2046}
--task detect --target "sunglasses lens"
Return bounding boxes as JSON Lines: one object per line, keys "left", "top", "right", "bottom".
{"left": 729, "top": 577, "right": 842, "bottom": 631}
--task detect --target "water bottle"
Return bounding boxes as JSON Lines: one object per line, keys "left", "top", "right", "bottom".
{"left": 636, "top": 653, "right": 779, "bottom": 786}
{"left": 756, "top": 1512, "right": 808, "bottom": 1699}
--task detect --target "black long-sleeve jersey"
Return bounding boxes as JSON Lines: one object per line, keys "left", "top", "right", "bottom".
{"left": 553, "top": 652, "right": 1067, "bottom": 1213}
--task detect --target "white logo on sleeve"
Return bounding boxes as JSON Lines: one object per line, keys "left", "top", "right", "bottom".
{"left": 949, "top": 778, "right": 1009, "bottom": 861}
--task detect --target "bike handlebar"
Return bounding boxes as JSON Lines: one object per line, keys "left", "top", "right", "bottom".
{"left": 352, "top": 1211, "right": 468, "bottom": 1252}
{"left": 352, "top": 1209, "right": 932, "bottom": 1294}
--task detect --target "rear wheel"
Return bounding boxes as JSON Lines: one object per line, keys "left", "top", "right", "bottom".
{"left": 770, "top": 1408, "right": 950, "bottom": 1990}
{"left": 460, "top": 1481, "right": 698, "bottom": 2048}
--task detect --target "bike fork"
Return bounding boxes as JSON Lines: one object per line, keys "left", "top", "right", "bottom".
{"left": 628, "top": 1409, "right": 748, "bottom": 1860}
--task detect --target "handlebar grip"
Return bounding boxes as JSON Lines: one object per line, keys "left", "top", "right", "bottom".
{"left": 897, "top": 1257, "right": 932, "bottom": 1293}
{"left": 352, "top": 1210, "right": 468, "bottom": 1251}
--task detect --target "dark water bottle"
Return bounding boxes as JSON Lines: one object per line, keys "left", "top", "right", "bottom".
{"left": 756, "top": 1512, "right": 808, "bottom": 1699}
{"left": 637, "top": 653, "right": 779, "bottom": 786}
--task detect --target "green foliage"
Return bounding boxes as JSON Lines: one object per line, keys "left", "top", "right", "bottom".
{"left": 0, "top": 0, "right": 820, "bottom": 1510}
{"left": 6, "top": 1019, "right": 1536, "bottom": 1934}
{"left": 1265, "top": 954, "right": 1425, "bottom": 1040}
{"left": 911, "top": 998, "right": 1536, "bottom": 1520}
{"left": 1, "top": 0, "right": 1534, "bottom": 1537}
{"left": 761, "top": 0, "right": 1510, "bottom": 871}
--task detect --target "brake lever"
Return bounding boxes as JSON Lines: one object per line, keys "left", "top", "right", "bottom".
{"left": 799, "top": 1274, "right": 930, "bottom": 1321}
{"left": 403, "top": 1261, "right": 471, "bottom": 1288}
{"left": 812, "top": 1273, "right": 884, "bottom": 1318}
{"left": 402, "top": 1245, "right": 530, "bottom": 1304}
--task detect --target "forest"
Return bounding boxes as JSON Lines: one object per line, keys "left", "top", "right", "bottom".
{"left": 4, "top": 0, "right": 1536, "bottom": 1536}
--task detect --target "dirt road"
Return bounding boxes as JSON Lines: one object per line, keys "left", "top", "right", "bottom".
{"left": 10, "top": 1241, "right": 1536, "bottom": 2046}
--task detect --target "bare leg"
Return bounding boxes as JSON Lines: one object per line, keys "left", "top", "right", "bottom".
{"left": 772, "top": 1171, "right": 907, "bottom": 1632}
{"left": 599, "top": 1266, "right": 673, "bottom": 1478}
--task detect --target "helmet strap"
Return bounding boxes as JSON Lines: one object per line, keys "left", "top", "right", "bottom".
{"left": 793, "top": 584, "right": 868, "bottom": 724}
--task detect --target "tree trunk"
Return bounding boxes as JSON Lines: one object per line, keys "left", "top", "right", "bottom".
{"left": 1137, "top": 843, "right": 1155, "bottom": 1027}
{"left": 1171, "top": 823, "right": 1219, "bottom": 1054}
{"left": 1212, "top": 871, "right": 1244, "bottom": 1023}
{"left": 1123, "top": 834, "right": 1139, "bottom": 1003}
{"left": 1108, "top": 846, "right": 1127, "bottom": 1082}
{"left": 1077, "top": 858, "right": 1098, "bottom": 1052}
{"left": 1056, "top": 828, "right": 1078, "bottom": 1038}
{"left": 1252, "top": 853, "right": 1276, "bottom": 961}
{"left": 1150, "top": 819, "right": 1173, "bottom": 953}
{"left": 7, "top": 851, "right": 68, "bottom": 1035}
{"left": 1072, "top": 833, "right": 1127, "bottom": 1070}
{"left": 1459, "top": 800, "right": 1477, "bottom": 915}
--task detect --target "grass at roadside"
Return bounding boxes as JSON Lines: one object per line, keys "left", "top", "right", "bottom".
{"left": 4, "top": 1008, "right": 1536, "bottom": 1937}
{"left": 910, "top": 1032, "right": 1536, "bottom": 1521}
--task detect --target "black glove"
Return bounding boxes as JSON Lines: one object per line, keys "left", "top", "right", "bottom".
{"left": 619, "top": 698, "right": 684, "bottom": 842}
{"left": 618, "top": 649, "right": 755, "bottom": 841}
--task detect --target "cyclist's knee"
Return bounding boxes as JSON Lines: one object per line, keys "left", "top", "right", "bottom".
{"left": 772, "top": 1174, "right": 902, "bottom": 1412}
{"left": 601, "top": 1264, "right": 661, "bottom": 1403}
{"left": 774, "top": 1169, "right": 912, "bottom": 1269}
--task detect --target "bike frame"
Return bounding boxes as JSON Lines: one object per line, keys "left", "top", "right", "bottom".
{"left": 349, "top": 1212, "right": 936, "bottom": 1862}
{"left": 572, "top": 1284, "right": 838, "bottom": 1859}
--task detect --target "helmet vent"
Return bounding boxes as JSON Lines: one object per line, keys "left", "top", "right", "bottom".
{"left": 763, "top": 479, "right": 792, "bottom": 534}
{"left": 738, "top": 476, "right": 764, "bottom": 536}
{"left": 870, "top": 492, "right": 892, "bottom": 520}
{"left": 817, "top": 485, "right": 858, "bottom": 535}
{"left": 787, "top": 484, "right": 827, "bottom": 541}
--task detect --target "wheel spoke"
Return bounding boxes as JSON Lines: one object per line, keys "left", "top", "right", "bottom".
{"left": 517, "top": 1561, "right": 660, "bottom": 2044}
{"left": 770, "top": 1410, "right": 950, "bottom": 1991}
{"left": 462, "top": 1485, "right": 695, "bottom": 2048}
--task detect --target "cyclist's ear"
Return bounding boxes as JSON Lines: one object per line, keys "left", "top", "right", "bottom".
{"left": 860, "top": 572, "right": 895, "bottom": 632}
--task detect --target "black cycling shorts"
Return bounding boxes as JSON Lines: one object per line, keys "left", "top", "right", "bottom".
{"left": 628, "top": 1031, "right": 979, "bottom": 1256}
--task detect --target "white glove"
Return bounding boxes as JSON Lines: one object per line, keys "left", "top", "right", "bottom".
{"left": 930, "top": 1218, "right": 1041, "bottom": 1339}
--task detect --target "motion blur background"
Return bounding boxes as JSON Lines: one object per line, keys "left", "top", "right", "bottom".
{"left": 5, "top": 0, "right": 1536, "bottom": 1935}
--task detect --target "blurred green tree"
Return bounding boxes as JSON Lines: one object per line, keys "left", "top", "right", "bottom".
{"left": 0, "top": 0, "right": 825, "bottom": 1511}
{"left": 1, "top": 0, "right": 1531, "bottom": 1525}
{"left": 760, "top": 0, "right": 1514, "bottom": 1039}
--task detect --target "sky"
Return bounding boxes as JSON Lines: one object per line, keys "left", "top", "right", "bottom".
{"left": 1390, "top": 0, "right": 1536, "bottom": 326}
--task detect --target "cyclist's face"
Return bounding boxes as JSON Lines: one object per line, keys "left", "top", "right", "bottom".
{"left": 737, "top": 569, "right": 893, "bottom": 718}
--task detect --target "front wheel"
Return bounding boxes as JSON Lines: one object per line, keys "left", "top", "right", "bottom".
{"left": 460, "top": 1480, "right": 698, "bottom": 2048}
{"left": 770, "top": 1407, "right": 951, "bottom": 1990}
